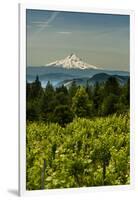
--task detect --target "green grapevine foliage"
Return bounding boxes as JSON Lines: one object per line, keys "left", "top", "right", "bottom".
{"left": 26, "top": 113, "right": 130, "bottom": 190}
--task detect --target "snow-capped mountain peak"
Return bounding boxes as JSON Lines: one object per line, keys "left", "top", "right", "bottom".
{"left": 45, "top": 53, "right": 98, "bottom": 69}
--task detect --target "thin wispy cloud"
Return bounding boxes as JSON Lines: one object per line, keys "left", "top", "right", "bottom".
{"left": 31, "top": 12, "right": 59, "bottom": 37}
{"left": 32, "top": 22, "right": 51, "bottom": 29}
{"left": 57, "top": 31, "right": 72, "bottom": 35}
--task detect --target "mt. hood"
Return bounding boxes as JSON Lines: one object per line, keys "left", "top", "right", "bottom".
{"left": 45, "top": 53, "right": 98, "bottom": 70}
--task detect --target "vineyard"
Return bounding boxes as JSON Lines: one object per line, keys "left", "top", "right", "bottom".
{"left": 26, "top": 113, "right": 130, "bottom": 190}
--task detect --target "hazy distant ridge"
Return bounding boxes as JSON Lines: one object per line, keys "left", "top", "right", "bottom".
{"left": 56, "top": 73, "right": 129, "bottom": 88}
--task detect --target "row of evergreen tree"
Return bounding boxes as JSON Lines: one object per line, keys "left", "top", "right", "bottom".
{"left": 26, "top": 76, "right": 129, "bottom": 126}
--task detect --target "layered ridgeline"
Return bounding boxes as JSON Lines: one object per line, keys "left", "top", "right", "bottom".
{"left": 27, "top": 53, "right": 129, "bottom": 87}
{"left": 56, "top": 73, "right": 129, "bottom": 88}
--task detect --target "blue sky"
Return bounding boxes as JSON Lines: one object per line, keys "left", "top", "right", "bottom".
{"left": 27, "top": 9, "right": 130, "bottom": 71}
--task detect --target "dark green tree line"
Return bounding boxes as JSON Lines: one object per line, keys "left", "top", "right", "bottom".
{"left": 26, "top": 75, "right": 130, "bottom": 126}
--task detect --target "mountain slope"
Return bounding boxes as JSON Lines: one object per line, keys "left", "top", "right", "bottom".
{"left": 45, "top": 53, "right": 98, "bottom": 70}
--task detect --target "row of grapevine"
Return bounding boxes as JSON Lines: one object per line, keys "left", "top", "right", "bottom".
{"left": 26, "top": 113, "right": 130, "bottom": 190}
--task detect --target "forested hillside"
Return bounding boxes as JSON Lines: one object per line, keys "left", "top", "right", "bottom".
{"left": 26, "top": 75, "right": 129, "bottom": 125}
{"left": 26, "top": 75, "right": 130, "bottom": 190}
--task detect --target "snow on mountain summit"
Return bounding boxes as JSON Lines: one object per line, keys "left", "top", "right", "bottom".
{"left": 45, "top": 53, "right": 98, "bottom": 69}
